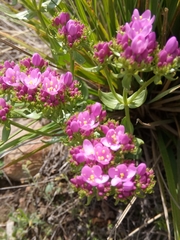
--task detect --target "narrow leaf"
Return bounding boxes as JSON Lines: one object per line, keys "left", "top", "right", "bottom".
{"left": 148, "top": 84, "right": 180, "bottom": 104}
{"left": 2, "top": 122, "right": 11, "bottom": 142}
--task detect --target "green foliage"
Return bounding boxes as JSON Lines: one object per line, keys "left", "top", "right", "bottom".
{"left": 10, "top": 208, "right": 52, "bottom": 239}
{"left": 1, "top": 122, "right": 11, "bottom": 142}
{"left": 98, "top": 91, "right": 124, "bottom": 110}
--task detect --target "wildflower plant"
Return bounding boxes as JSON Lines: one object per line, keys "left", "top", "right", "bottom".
{"left": 1, "top": 0, "right": 180, "bottom": 238}
{"left": 67, "top": 102, "right": 155, "bottom": 203}
{"left": 0, "top": 53, "right": 82, "bottom": 123}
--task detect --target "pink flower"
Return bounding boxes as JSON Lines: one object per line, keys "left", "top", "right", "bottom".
{"left": 116, "top": 9, "right": 157, "bottom": 64}
{"left": 32, "top": 53, "right": 45, "bottom": 67}
{"left": 60, "top": 71, "right": 73, "bottom": 87}
{"left": 158, "top": 37, "right": 179, "bottom": 66}
{"left": 94, "top": 42, "right": 112, "bottom": 63}
{"left": 42, "top": 74, "right": 60, "bottom": 95}
{"left": 66, "top": 20, "right": 84, "bottom": 37}
{"left": 3, "top": 65, "right": 21, "bottom": 87}
{"left": 94, "top": 143, "right": 112, "bottom": 165}
{"left": 81, "top": 165, "right": 109, "bottom": 186}
{"left": 108, "top": 163, "right": 136, "bottom": 188}
{"left": 89, "top": 102, "right": 103, "bottom": 117}
{"left": 101, "top": 125, "right": 130, "bottom": 151}
{"left": 131, "top": 9, "right": 155, "bottom": 27}
{"left": 81, "top": 139, "right": 113, "bottom": 165}
{"left": 0, "top": 98, "right": 10, "bottom": 121}
{"left": 59, "top": 19, "right": 85, "bottom": 46}
{"left": 20, "top": 69, "right": 41, "bottom": 89}
{"left": 131, "top": 34, "right": 148, "bottom": 54}
{"left": 82, "top": 139, "right": 95, "bottom": 160}
{"left": 164, "top": 37, "right": 178, "bottom": 55}
{"left": 53, "top": 12, "right": 70, "bottom": 26}
{"left": 70, "top": 110, "right": 99, "bottom": 133}
{"left": 137, "top": 163, "right": 146, "bottom": 176}
{"left": 125, "top": 21, "right": 152, "bottom": 40}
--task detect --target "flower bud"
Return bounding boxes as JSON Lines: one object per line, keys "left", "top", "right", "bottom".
{"left": 164, "top": 36, "right": 178, "bottom": 54}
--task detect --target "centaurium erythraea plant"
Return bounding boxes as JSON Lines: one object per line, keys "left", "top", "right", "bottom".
{"left": 0, "top": 53, "right": 82, "bottom": 120}
{"left": 93, "top": 9, "right": 180, "bottom": 79}
{"left": 66, "top": 103, "right": 155, "bottom": 202}
{"left": 53, "top": 12, "right": 87, "bottom": 48}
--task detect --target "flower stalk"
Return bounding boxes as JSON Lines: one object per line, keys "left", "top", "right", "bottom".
{"left": 123, "top": 88, "right": 132, "bottom": 133}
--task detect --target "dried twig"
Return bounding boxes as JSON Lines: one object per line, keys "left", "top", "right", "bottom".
{"left": 107, "top": 196, "right": 137, "bottom": 240}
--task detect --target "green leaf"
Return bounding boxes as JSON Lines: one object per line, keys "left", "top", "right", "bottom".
{"left": 0, "top": 121, "right": 58, "bottom": 158}
{"left": 81, "top": 66, "right": 102, "bottom": 73}
{"left": 153, "top": 75, "right": 162, "bottom": 85}
{"left": 42, "top": 0, "right": 61, "bottom": 10}
{"left": 45, "top": 182, "right": 54, "bottom": 195}
{"left": 75, "top": 67, "right": 107, "bottom": 85}
{"left": 122, "top": 74, "right": 132, "bottom": 91}
{"left": 73, "top": 51, "right": 86, "bottom": 65}
{"left": 101, "top": 0, "right": 117, "bottom": 38}
{"left": 148, "top": 84, "right": 180, "bottom": 104}
{"left": 128, "top": 89, "right": 147, "bottom": 108}
{"left": 121, "top": 116, "right": 134, "bottom": 133}
{"left": 134, "top": 74, "right": 144, "bottom": 85}
{"left": 2, "top": 122, "right": 11, "bottom": 142}
{"left": 157, "top": 132, "right": 180, "bottom": 240}
{"left": 12, "top": 109, "right": 42, "bottom": 119}
{"left": 5, "top": 10, "right": 36, "bottom": 20}
{"left": 74, "top": 0, "right": 89, "bottom": 24}
{"left": 80, "top": 81, "right": 89, "bottom": 100}
{"left": 86, "top": 194, "right": 94, "bottom": 205}
{"left": 98, "top": 90, "right": 124, "bottom": 110}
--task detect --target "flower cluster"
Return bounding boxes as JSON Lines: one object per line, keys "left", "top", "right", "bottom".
{"left": 0, "top": 98, "right": 10, "bottom": 122}
{"left": 156, "top": 36, "right": 180, "bottom": 75}
{"left": 65, "top": 102, "right": 106, "bottom": 138}
{"left": 0, "top": 53, "right": 81, "bottom": 120}
{"left": 52, "top": 12, "right": 70, "bottom": 26}
{"left": 94, "top": 41, "right": 113, "bottom": 63}
{"left": 53, "top": 12, "right": 86, "bottom": 47}
{"left": 110, "top": 9, "right": 157, "bottom": 69}
{"left": 66, "top": 103, "right": 155, "bottom": 202}
{"left": 93, "top": 9, "right": 179, "bottom": 76}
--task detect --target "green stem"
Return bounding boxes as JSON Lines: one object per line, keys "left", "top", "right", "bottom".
{"left": 104, "top": 68, "right": 123, "bottom": 104}
{"left": 32, "top": 0, "right": 57, "bottom": 53}
{"left": 123, "top": 89, "right": 132, "bottom": 133}
{"left": 128, "top": 75, "right": 157, "bottom": 104}
{"left": 70, "top": 50, "right": 75, "bottom": 79}
{"left": 8, "top": 119, "right": 52, "bottom": 136}
{"left": 104, "top": 68, "right": 133, "bottom": 133}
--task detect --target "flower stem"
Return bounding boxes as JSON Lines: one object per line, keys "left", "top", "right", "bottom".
{"left": 70, "top": 50, "right": 74, "bottom": 79}
{"left": 8, "top": 119, "right": 52, "bottom": 136}
{"left": 104, "top": 68, "right": 133, "bottom": 133}
{"left": 103, "top": 68, "right": 123, "bottom": 104}
{"left": 123, "top": 89, "right": 132, "bottom": 133}
{"left": 128, "top": 75, "right": 157, "bottom": 104}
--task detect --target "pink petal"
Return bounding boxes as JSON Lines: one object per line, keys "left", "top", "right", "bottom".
{"left": 108, "top": 167, "right": 118, "bottom": 178}
{"left": 83, "top": 139, "right": 95, "bottom": 155}
{"left": 92, "top": 165, "right": 102, "bottom": 176}
{"left": 95, "top": 175, "right": 109, "bottom": 184}
{"left": 123, "top": 181, "right": 134, "bottom": 191}
{"left": 111, "top": 177, "right": 122, "bottom": 186}
{"left": 137, "top": 163, "right": 146, "bottom": 176}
